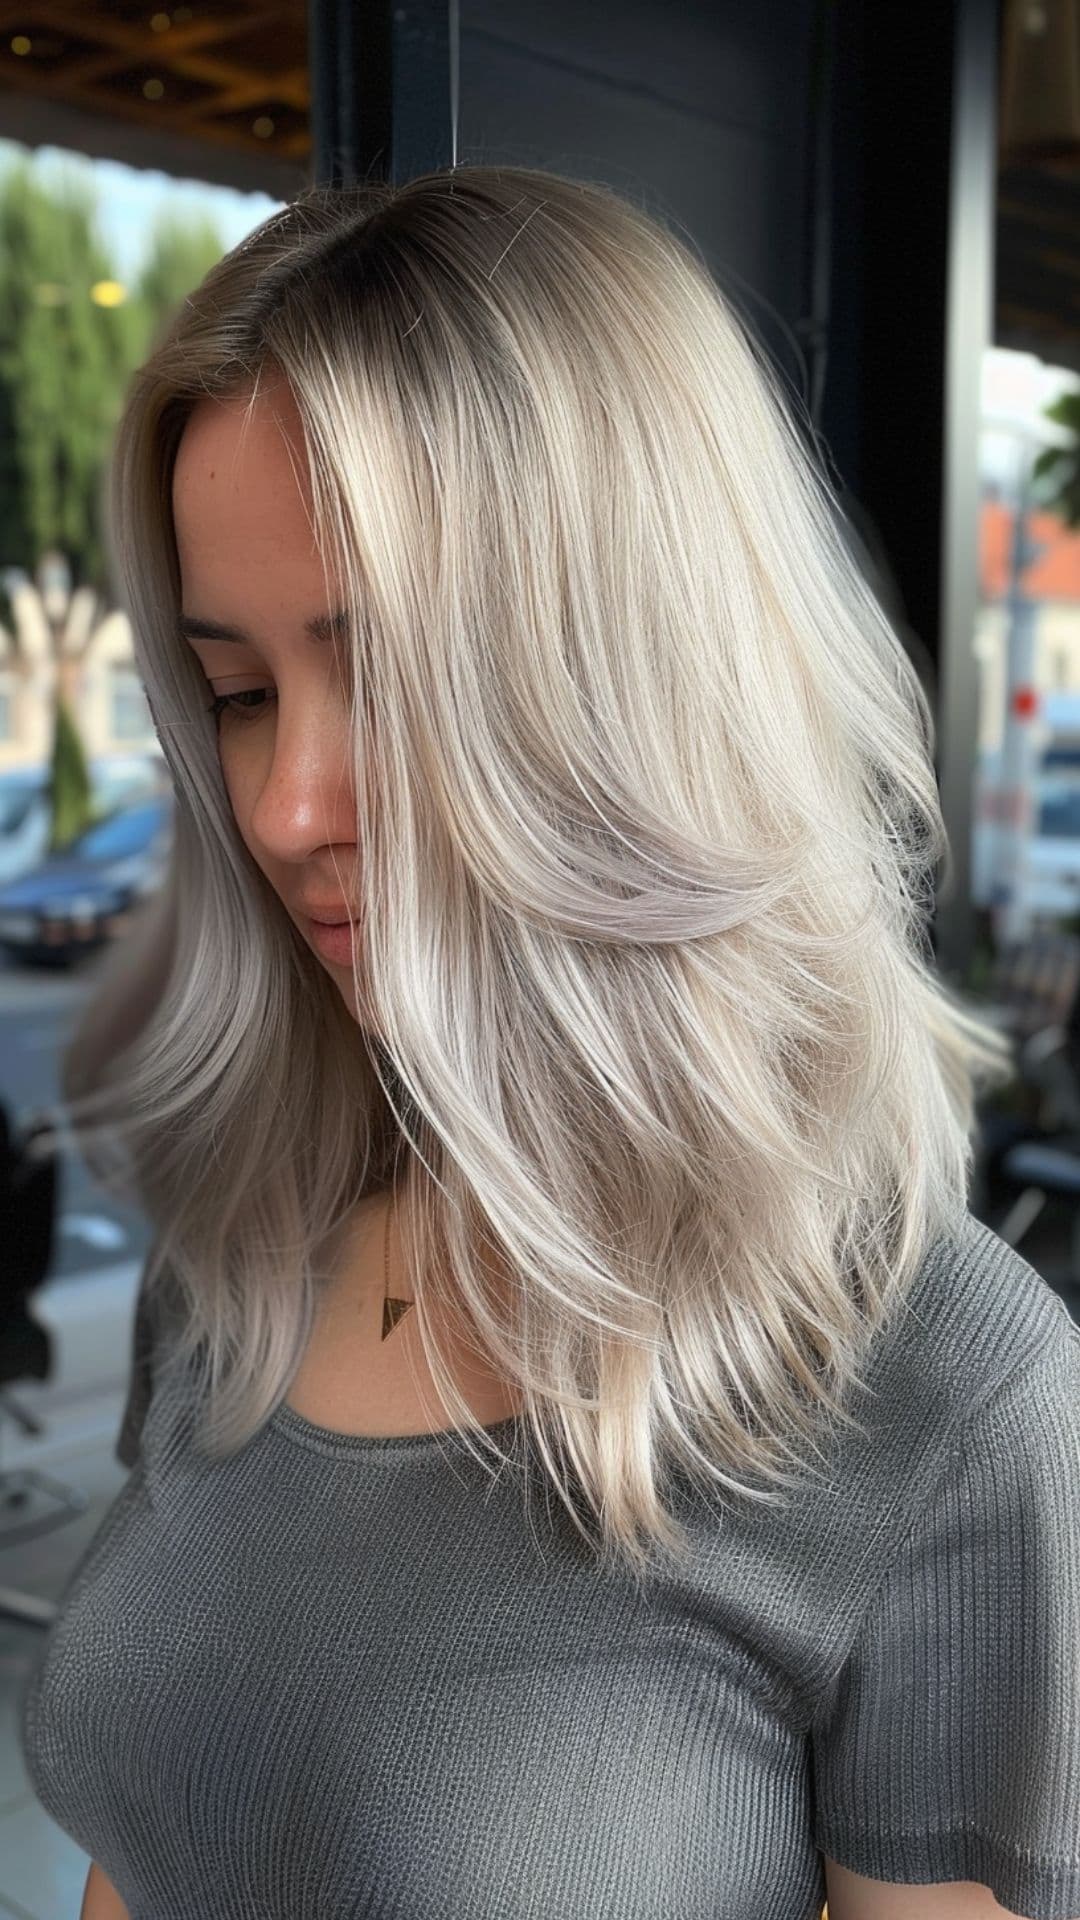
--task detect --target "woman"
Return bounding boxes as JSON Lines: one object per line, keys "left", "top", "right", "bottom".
{"left": 18, "top": 165, "right": 1079, "bottom": 1920}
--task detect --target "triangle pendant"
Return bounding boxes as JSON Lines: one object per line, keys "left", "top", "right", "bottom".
{"left": 381, "top": 1296, "right": 414, "bottom": 1342}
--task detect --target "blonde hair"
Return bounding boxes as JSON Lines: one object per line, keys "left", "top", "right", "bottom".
{"left": 53, "top": 164, "right": 1014, "bottom": 1585}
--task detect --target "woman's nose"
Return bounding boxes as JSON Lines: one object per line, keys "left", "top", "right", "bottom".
{"left": 248, "top": 710, "right": 359, "bottom": 858}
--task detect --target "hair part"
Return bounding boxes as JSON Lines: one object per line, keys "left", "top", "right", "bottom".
{"left": 51, "top": 163, "right": 1015, "bottom": 1587}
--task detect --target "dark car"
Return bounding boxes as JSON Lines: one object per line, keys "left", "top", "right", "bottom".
{"left": 0, "top": 752, "right": 169, "bottom": 889}
{"left": 0, "top": 794, "right": 174, "bottom": 967}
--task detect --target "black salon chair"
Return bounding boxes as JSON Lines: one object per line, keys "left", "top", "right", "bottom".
{"left": 0, "top": 1100, "right": 88, "bottom": 1629}
{"left": 985, "top": 1034, "right": 1080, "bottom": 1296}
{"left": 973, "top": 934, "right": 1080, "bottom": 1302}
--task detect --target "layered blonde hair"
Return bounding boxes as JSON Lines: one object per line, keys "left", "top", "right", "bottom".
{"left": 53, "top": 163, "right": 1014, "bottom": 1583}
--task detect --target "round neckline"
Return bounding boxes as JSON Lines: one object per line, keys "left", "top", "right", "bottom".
{"left": 269, "top": 1397, "right": 527, "bottom": 1455}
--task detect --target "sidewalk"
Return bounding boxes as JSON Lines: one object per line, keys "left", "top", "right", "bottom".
{"left": 0, "top": 1258, "right": 142, "bottom": 1920}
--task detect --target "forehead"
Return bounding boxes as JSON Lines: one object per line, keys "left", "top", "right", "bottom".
{"left": 172, "top": 378, "right": 320, "bottom": 577}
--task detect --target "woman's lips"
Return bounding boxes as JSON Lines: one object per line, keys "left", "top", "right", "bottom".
{"left": 307, "top": 917, "right": 357, "bottom": 965}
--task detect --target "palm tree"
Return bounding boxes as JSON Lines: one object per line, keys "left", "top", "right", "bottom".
{"left": 0, "top": 554, "right": 118, "bottom": 851}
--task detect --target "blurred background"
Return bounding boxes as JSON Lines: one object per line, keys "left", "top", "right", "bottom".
{"left": 0, "top": 1, "right": 1079, "bottom": 1911}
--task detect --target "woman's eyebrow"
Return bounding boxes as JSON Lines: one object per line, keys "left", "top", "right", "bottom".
{"left": 177, "top": 608, "right": 351, "bottom": 645}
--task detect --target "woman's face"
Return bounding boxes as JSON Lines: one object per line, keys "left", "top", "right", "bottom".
{"left": 172, "top": 372, "right": 371, "bottom": 1017}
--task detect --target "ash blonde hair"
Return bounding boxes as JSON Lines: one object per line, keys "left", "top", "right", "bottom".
{"left": 52, "top": 164, "right": 1013, "bottom": 1584}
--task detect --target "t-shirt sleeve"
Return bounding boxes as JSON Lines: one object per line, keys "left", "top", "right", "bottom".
{"left": 810, "top": 1315, "right": 1080, "bottom": 1920}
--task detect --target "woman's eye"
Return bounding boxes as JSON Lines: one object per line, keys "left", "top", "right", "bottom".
{"left": 206, "top": 688, "right": 276, "bottom": 724}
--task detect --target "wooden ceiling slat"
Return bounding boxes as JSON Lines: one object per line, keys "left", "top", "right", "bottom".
{"left": 0, "top": 6, "right": 308, "bottom": 106}
{"left": 0, "top": 64, "right": 309, "bottom": 163}
{"left": 1030, "top": 245, "right": 1080, "bottom": 281}
{"left": 0, "top": 2, "right": 310, "bottom": 162}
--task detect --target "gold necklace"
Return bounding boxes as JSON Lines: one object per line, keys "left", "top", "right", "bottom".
{"left": 381, "top": 1199, "right": 414, "bottom": 1342}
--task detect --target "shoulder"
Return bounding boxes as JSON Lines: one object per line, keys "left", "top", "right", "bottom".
{"left": 850, "top": 1208, "right": 1073, "bottom": 1455}
{"left": 806, "top": 1209, "right": 1078, "bottom": 1613}
{"left": 809, "top": 1236, "right": 1080, "bottom": 1920}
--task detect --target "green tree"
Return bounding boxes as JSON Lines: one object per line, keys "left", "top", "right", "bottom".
{"left": 1032, "top": 384, "right": 1080, "bottom": 530}
{"left": 0, "top": 156, "right": 226, "bottom": 592}
{"left": 0, "top": 153, "right": 224, "bottom": 844}
{"left": 131, "top": 204, "right": 227, "bottom": 362}
{"left": 0, "top": 157, "right": 136, "bottom": 593}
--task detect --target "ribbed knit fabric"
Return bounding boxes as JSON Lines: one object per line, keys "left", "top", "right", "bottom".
{"left": 17, "top": 1209, "right": 1080, "bottom": 1920}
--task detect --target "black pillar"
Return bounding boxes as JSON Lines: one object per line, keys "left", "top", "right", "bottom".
{"left": 307, "top": 0, "right": 456, "bottom": 188}
{"left": 818, "top": 0, "right": 1002, "bottom": 979}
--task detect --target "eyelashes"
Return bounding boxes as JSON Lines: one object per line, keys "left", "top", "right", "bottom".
{"left": 206, "top": 689, "right": 276, "bottom": 724}
{"left": 205, "top": 670, "right": 368, "bottom": 728}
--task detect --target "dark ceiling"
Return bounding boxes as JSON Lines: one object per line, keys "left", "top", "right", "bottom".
{"left": 0, "top": 1, "right": 311, "bottom": 199}
{"left": 998, "top": 155, "right": 1080, "bottom": 379}
{"left": 998, "top": 0, "right": 1080, "bottom": 379}
{"left": 0, "top": 0, "right": 1077, "bottom": 377}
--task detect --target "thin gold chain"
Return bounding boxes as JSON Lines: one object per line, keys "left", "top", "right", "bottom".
{"left": 381, "top": 1198, "right": 414, "bottom": 1342}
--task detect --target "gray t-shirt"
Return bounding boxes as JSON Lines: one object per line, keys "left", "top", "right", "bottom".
{"left": 18, "top": 1210, "right": 1080, "bottom": 1919}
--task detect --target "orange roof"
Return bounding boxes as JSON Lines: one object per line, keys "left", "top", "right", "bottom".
{"left": 980, "top": 498, "right": 1080, "bottom": 602}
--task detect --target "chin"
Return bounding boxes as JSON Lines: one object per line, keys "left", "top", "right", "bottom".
{"left": 343, "top": 978, "right": 380, "bottom": 1033}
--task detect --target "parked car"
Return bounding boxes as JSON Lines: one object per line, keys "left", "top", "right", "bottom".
{"left": 0, "top": 751, "right": 169, "bottom": 889}
{"left": 0, "top": 792, "right": 174, "bottom": 967}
